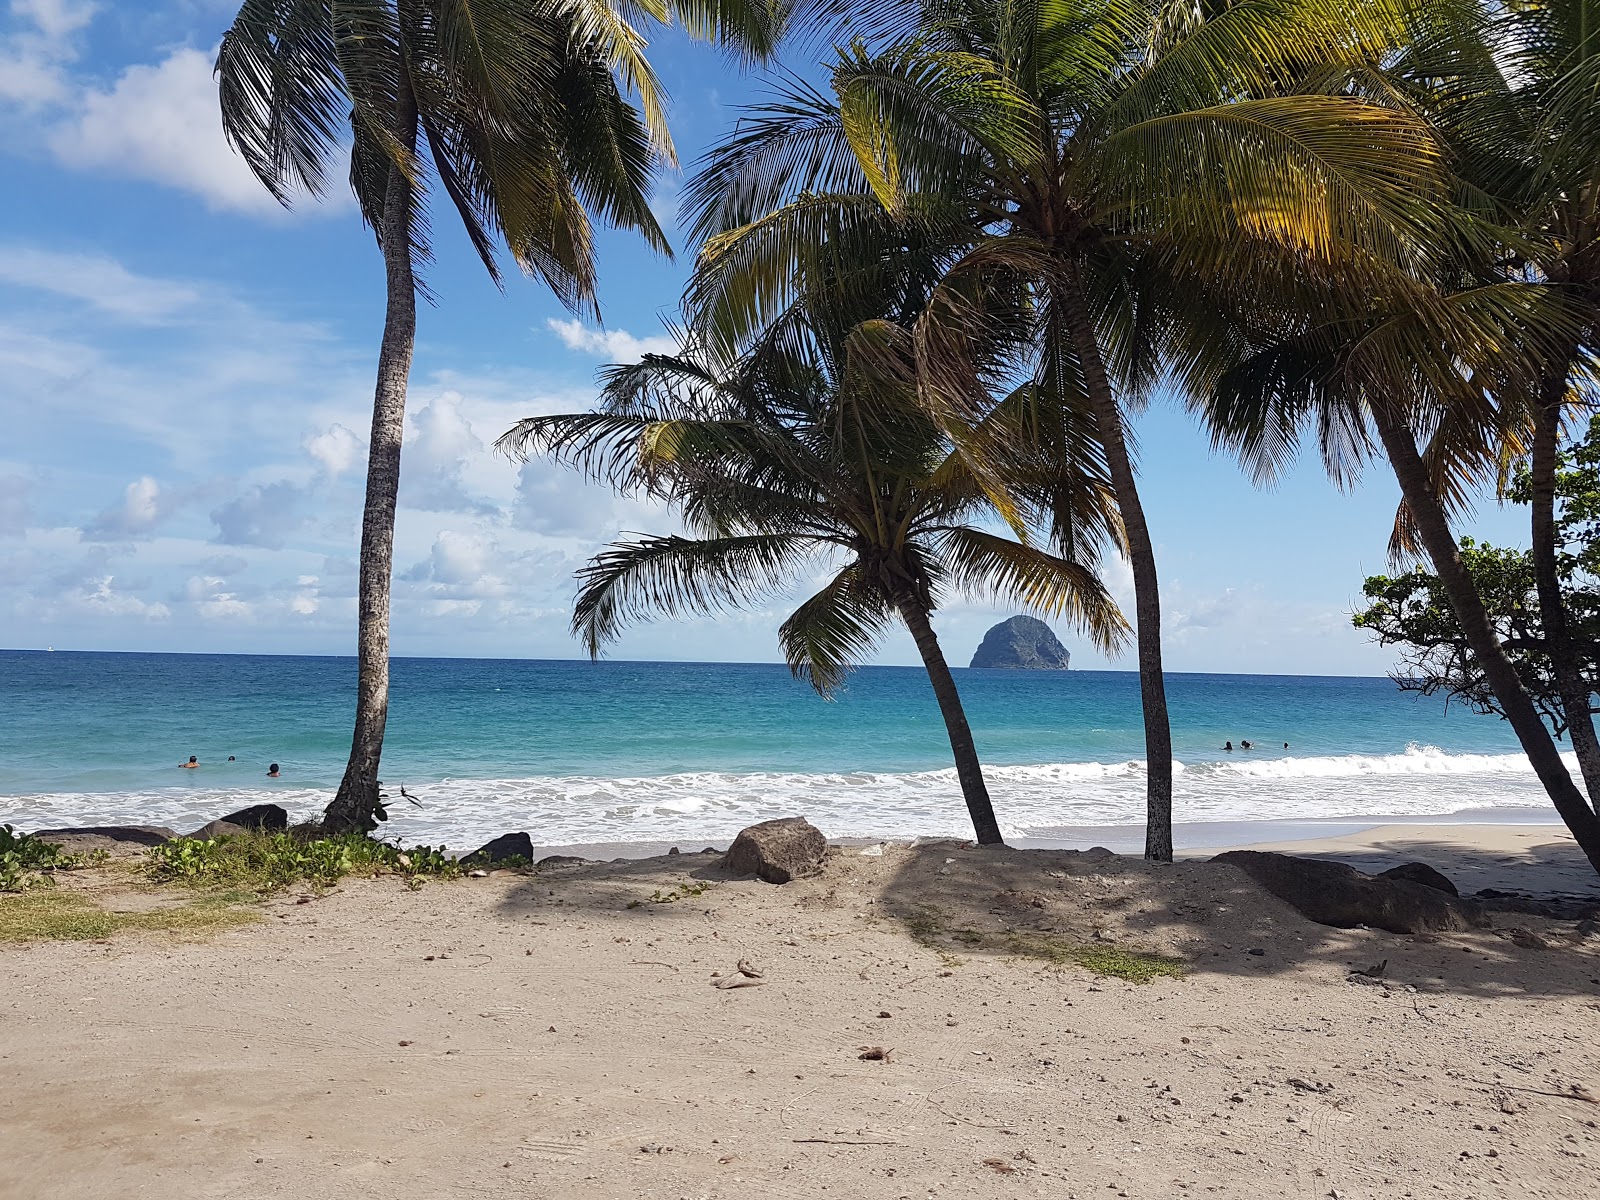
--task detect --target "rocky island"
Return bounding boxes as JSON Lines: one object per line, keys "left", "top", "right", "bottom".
{"left": 968, "top": 614, "right": 1072, "bottom": 669}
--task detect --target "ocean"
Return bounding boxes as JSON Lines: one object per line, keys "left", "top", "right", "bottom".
{"left": 0, "top": 649, "right": 1567, "bottom": 849}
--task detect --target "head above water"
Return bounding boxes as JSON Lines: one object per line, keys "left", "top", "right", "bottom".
{"left": 188, "top": 755, "right": 197, "bottom": 764}
{"left": 268, "top": 763, "right": 279, "bottom": 773}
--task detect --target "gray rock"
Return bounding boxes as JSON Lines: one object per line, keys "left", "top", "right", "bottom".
{"left": 1213, "top": 849, "right": 1488, "bottom": 934}
{"left": 1379, "top": 861, "right": 1459, "bottom": 896}
{"left": 723, "top": 817, "right": 828, "bottom": 884}
{"left": 969, "top": 615, "right": 1071, "bottom": 670}
{"left": 461, "top": 832, "right": 534, "bottom": 866}
{"left": 30, "top": 825, "right": 176, "bottom": 856}
{"left": 536, "top": 854, "right": 588, "bottom": 869}
{"left": 216, "top": 803, "right": 288, "bottom": 833}
{"left": 187, "top": 820, "right": 251, "bottom": 840}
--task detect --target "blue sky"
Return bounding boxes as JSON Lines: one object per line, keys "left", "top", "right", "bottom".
{"left": 0, "top": 0, "right": 1529, "bottom": 675}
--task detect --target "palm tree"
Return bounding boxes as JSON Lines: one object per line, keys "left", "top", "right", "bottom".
{"left": 1186, "top": 259, "right": 1600, "bottom": 872}
{"left": 679, "top": 0, "right": 1450, "bottom": 858}
{"left": 1405, "top": 0, "right": 1600, "bottom": 807}
{"left": 217, "top": 0, "right": 783, "bottom": 833}
{"left": 498, "top": 311, "right": 1129, "bottom": 844}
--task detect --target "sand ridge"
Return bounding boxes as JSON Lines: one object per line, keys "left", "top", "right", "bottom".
{"left": 3, "top": 833, "right": 1599, "bottom": 1199}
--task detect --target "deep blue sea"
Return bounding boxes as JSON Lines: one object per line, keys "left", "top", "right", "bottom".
{"left": 0, "top": 650, "right": 1562, "bottom": 847}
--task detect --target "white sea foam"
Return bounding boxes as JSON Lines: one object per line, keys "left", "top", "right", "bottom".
{"left": 0, "top": 744, "right": 1570, "bottom": 849}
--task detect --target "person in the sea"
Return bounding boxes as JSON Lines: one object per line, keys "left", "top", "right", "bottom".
{"left": 227, "top": 755, "right": 236, "bottom": 762}
{"left": 1240, "top": 740, "right": 1253, "bottom": 750}
{"left": 1222, "top": 741, "right": 1233, "bottom": 752}
{"left": 181, "top": 755, "right": 199, "bottom": 768}
{"left": 267, "top": 763, "right": 280, "bottom": 778}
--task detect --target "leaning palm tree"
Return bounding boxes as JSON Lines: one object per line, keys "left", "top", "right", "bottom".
{"left": 498, "top": 313, "right": 1129, "bottom": 844}
{"left": 217, "top": 0, "right": 784, "bottom": 833}
{"left": 681, "top": 0, "right": 1452, "bottom": 858}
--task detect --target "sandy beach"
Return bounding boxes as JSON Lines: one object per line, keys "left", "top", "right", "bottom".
{"left": 4, "top": 820, "right": 1598, "bottom": 1200}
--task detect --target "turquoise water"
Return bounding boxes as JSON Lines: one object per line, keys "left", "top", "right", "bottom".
{"left": 0, "top": 650, "right": 1558, "bottom": 846}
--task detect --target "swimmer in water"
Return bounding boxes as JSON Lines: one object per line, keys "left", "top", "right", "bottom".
{"left": 267, "top": 763, "right": 280, "bottom": 778}
{"left": 181, "top": 755, "right": 199, "bottom": 768}
{"left": 1240, "top": 740, "right": 1253, "bottom": 750}
{"left": 1222, "top": 741, "right": 1233, "bottom": 752}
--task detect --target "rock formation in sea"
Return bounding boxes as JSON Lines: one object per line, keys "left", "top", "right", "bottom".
{"left": 968, "top": 615, "right": 1072, "bottom": 670}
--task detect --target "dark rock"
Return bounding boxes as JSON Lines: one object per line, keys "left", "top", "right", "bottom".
{"left": 969, "top": 615, "right": 1072, "bottom": 670}
{"left": 723, "top": 817, "right": 828, "bottom": 884}
{"left": 188, "top": 820, "right": 250, "bottom": 840}
{"left": 536, "top": 854, "right": 588, "bottom": 869}
{"left": 215, "top": 803, "right": 288, "bottom": 833}
{"left": 461, "top": 832, "right": 534, "bottom": 866}
{"left": 30, "top": 825, "right": 176, "bottom": 856}
{"left": 1576, "top": 918, "right": 1599, "bottom": 939}
{"left": 1379, "top": 861, "right": 1459, "bottom": 896}
{"left": 1212, "top": 849, "right": 1488, "bottom": 934}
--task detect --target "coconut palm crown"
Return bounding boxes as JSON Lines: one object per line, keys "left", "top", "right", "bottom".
{"left": 217, "top": 0, "right": 785, "bottom": 833}
{"left": 498, "top": 313, "right": 1129, "bottom": 844}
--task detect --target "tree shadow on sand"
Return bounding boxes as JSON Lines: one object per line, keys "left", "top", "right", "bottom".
{"left": 491, "top": 838, "right": 1600, "bottom": 1000}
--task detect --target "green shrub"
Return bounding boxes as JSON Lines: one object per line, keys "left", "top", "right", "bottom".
{"left": 146, "top": 832, "right": 461, "bottom": 892}
{"left": 0, "top": 825, "right": 76, "bottom": 892}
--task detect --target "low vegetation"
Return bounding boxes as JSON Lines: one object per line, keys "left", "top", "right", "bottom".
{"left": 0, "top": 890, "right": 261, "bottom": 942}
{"left": 901, "top": 902, "right": 1184, "bottom": 983}
{"left": 0, "top": 825, "right": 95, "bottom": 892}
{"left": 146, "top": 833, "right": 460, "bottom": 892}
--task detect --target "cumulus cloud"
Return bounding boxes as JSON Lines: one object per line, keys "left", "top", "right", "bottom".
{"left": 512, "top": 461, "right": 629, "bottom": 539}
{"left": 83, "top": 475, "right": 172, "bottom": 540}
{"left": 211, "top": 480, "right": 310, "bottom": 549}
{"left": 48, "top": 47, "right": 296, "bottom": 217}
{"left": 401, "top": 392, "right": 498, "bottom": 514}
{"left": 546, "top": 317, "right": 677, "bottom": 362}
{"left": 0, "top": 0, "right": 92, "bottom": 108}
{"left": 305, "top": 422, "right": 364, "bottom": 478}
{"left": 71, "top": 574, "right": 170, "bottom": 619}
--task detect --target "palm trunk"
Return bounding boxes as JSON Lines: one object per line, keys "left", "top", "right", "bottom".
{"left": 1531, "top": 386, "right": 1600, "bottom": 811}
{"left": 896, "top": 597, "right": 1004, "bottom": 845}
{"left": 1373, "top": 404, "right": 1600, "bottom": 873}
{"left": 1059, "top": 267, "right": 1174, "bottom": 861}
{"left": 324, "top": 79, "right": 419, "bottom": 836}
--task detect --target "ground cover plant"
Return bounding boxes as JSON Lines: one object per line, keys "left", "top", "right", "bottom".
{"left": 146, "top": 833, "right": 460, "bottom": 892}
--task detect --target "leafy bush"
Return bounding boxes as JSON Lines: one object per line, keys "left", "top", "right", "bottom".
{"left": 146, "top": 832, "right": 461, "bottom": 892}
{"left": 0, "top": 825, "right": 75, "bottom": 892}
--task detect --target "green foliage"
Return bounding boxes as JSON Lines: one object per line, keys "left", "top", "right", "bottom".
{"left": 0, "top": 891, "right": 260, "bottom": 942}
{"left": 0, "top": 826, "right": 78, "bottom": 892}
{"left": 1005, "top": 934, "right": 1187, "bottom": 984}
{"left": 1354, "top": 417, "right": 1600, "bottom": 736}
{"left": 146, "top": 833, "right": 461, "bottom": 893}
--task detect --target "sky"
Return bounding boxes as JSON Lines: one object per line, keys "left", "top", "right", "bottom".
{"left": 0, "top": 0, "right": 1532, "bottom": 675}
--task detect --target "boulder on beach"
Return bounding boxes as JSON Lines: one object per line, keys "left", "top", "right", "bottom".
{"left": 215, "top": 804, "right": 288, "bottom": 833}
{"left": 723, "top": 816, "right": 828, "bottom": 884}
{"left": 1379, "top": 860, "right": 1460, "bottom": 897}
{"left": 461, "top": 832, "right": 535, "bottom": 866}
{"left": 1213, "top": 849, "right": 1486, "bottom": 934}
{"left": 187, "top": 820, "right": 251, "bottom": 840}
{"left": 969, "top": 615, "right": 1071, "bottom": 670}
{"left": 29, "top": 826, "right": 176, "bottom": 857}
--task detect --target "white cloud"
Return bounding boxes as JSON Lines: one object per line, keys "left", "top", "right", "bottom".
{"left": 0, "top": 245, "right": 200, "bottom": 322}
{"left": 401, "top": 391, "right": 497, "bottom": 514}
{"left": 72, "top": 575, "right": 170, "bottom": 619}
{"left": 48, "top": 47, "right": 296, "bottom": 218}
{"left": 305, "top": 423, "right": 364, "bottom": 478}
{"left": 12, "top": 0, "right": 94, "bottom": 39}
{"left": 84, "top": 475, "right": 169, "bottom": 540}
{"left": 0, "top": 473, "right": 31, "bottom": 535}
{"left": 546, "top": 317, "right": 678, "bottom": 362}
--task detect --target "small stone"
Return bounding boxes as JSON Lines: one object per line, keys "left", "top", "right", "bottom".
{"left": 1247, "top": 947, "right": 1265, "bottom": 956}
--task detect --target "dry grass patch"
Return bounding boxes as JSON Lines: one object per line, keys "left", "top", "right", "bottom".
{"left": 0, "top": 889, "right": 261, "bottom": 942}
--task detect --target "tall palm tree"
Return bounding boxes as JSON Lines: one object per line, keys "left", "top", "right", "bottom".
{"left": 1407, "top": 0, "right": 1600, "bottom": 806}
{"left": 217, "top": 0, "right": 784, "bottom": 833}
{"left": 680, "top": 0, "right": 1450, "bottom": 858}
{"left": 498, "top": 312, "right": 1129, "bottom": 844}
{"left": 1186, "top": 260, "right": 1600, "bottom": 872}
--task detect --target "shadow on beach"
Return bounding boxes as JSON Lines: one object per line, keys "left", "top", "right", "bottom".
{"left": 488, "top": 834, "right": 1600, "bottom": 1000}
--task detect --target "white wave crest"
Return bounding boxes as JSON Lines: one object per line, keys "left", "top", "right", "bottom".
{"left": 0, "top": 744, "right": 1567, "bottom": 849}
